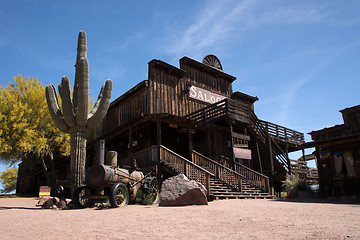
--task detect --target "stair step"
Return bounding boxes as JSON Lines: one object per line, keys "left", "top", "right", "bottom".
{"left": 162, "top": 154, "right": 274, "bottom": 200}
{"left": 211, "top": 194, "right": 274, "bottom": 200}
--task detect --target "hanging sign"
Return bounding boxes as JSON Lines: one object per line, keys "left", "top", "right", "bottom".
{"left": 233, "top": 148, "right": 252, "bottom": 160}
{"left": 188, "top": 85, "right": 227, "bottom": 104}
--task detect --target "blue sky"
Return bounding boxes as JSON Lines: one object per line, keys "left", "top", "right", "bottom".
{"left": 1, "top": 0, "right": 359, "bottom": 183}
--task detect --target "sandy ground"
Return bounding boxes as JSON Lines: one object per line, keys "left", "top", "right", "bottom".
{"left": 0, "top": 197, "right": 359, "bottom": 240}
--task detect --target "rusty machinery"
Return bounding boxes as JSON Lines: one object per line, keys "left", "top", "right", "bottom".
{"left": 73, "top": 140, "right": 158, "bottom": 208}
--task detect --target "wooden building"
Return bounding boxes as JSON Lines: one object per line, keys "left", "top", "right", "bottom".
{"left": 290, "top": 154, "right": 318, "bottom": 186}
{"left": 305, "top": 105, "right": 360, "bottom": 197}
{"left": 17, "top": 55, "right": 305, "bottom": 199}
{"left": 86, "top": 55, "right": 304, "bottom": 199}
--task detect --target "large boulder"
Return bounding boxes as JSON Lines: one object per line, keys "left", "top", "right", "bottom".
{"left": 159, "top": 174, "right": 208, "bottom": 206}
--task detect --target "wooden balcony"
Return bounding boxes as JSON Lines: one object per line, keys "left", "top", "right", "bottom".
{"left": 186, "top": 98, "right": 305, "bottom": 146}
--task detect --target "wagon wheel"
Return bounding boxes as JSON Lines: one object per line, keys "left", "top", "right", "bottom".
{"left": 202, "top": 54, "right": 223, "bottom": 71}
{"left": 73, "top": 185, "right": 94, "bottom": 208}
{"left": 148, "top": 177, "right": 159, "bottom": 204}
{"left": 109, "top": 183, "right": 129, "bottom": 208}
{"left": 139, "top": 176, "right": 159, "bottom": 205}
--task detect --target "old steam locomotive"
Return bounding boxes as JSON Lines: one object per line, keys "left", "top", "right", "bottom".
{"left": 73, "top": 141, "right": 158, "bottom": 208}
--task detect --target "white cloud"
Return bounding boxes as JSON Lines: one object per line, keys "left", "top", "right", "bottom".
{"left": 164, "top": 0, "right": 329, "bottom": 59}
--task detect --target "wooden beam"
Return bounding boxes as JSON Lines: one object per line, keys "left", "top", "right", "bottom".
{"left": 156, "top": 120, "right": 162, "bottom": 184}
{"left": 189, "top": 132, "right": 193, "bottom": 162}
{"left": 256, "top": 142, "right": 263, "bottom": 174}
{"left": 268, "top": 134, "right": 274, "bottom": 194}
{"left": 268, "top": 135, "right": 274, "bottom": 176}
{"left": 128, "top": 127, "right": 133, "bottom": 168}
{"left": 286, "top": 142, "right": 290, "bottom": 174}
{"left": 231, "top": 132, "right": 250, "bottom": 141}
{"left": 229, "top": 122, "right": 235, "bottom": 170}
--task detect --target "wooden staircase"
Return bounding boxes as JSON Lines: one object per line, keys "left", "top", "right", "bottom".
{"left": 186, "top": 98, "right": 305, "bottom": 189}
{"left": 210, "top": 177, "right": 273, "bottom": 200}
{"left": 158, "top": 145, "right": 271, "bottom": 200}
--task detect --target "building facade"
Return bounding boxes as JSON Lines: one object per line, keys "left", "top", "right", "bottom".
{"left": 17, "top": 55, "right": 305, "bottom": 198}
{"left": 307, "top": 105, "right": 360, "bottom": 197}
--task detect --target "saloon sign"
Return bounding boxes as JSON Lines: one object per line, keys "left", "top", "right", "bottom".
{"left": 189, "top": 85, "right": 227, "bottom": 104}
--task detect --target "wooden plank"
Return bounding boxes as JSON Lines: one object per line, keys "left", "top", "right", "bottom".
{"left": 232, "top": 132, "right": 250, "bottom": 141}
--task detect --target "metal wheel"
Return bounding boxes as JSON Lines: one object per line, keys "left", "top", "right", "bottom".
{"left": 148, "top": 177, "right": 159, "bottom": 204}
{"left": 141, "top": 176, "right": 159, "bottom": 204}
{"left": 73, "top": 185, "right": 94, "bottom": 208}
{"left": 109, "top": 183, "right": 129, "bottom": 208}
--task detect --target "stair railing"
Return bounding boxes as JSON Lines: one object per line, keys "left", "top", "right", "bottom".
{"left": 192, "top": 151, "right": 243, "bottom": 192}
{"left": 248, "top": 109, "right": 292, "bottom": 171}
{"left": 159, "top": 145, "right": 213, "bottom": 196}
{"left": 220, "top": 155, "right": 270, "bottom": 192}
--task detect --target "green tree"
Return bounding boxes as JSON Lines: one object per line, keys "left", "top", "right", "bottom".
{"left": 0, "top": 74, "right": 70, "bottom": 190}
{"left": 0, "top": 166, "right": 18, "bottom": 193}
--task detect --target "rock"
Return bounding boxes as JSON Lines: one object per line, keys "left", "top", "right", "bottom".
{"left": 56, "top": 200, "right": 67, "bottom": 209}
{"left": 53, "top": 197, "right": 60, "bottom": 204}
{"left": 287, "top": 187, "right": 298, "bottom": 199}
{"left": 37, "top": 198, "right": 48, "bottom": 206}
{"left": 50, "top": 205, "right": 58, "bottom": 210}
{"left": 159, "top": 174, "right": 208, "bottom": 206}
{"left": 42, "top": 197, "right": 62, "bottom": 209}
{"left": 43, "top": 198, "right": 56, "bottom": 209}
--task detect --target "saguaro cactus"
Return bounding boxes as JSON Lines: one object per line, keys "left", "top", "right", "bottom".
{"left": 45, "top": 30, "right": 112, "bottom": 191}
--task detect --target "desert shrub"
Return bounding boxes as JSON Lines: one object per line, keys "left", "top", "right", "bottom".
{"left": 135, "top": 188, "right": 157, "bottom": 205}
{"left": 282, "top": 174, "right": 311, "bottom": 192}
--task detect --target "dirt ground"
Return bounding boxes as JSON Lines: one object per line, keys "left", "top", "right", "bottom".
{"left": 0, "top": 197, "right": 359, "bottom": 240}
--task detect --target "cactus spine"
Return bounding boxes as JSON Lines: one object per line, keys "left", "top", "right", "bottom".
{"left": 45, "top": 31, "right": 112, "bottom": 191}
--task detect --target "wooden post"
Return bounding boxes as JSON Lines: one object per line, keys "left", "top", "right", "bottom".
{"left": 206, "top": 174, "right": 211, "bottom": 196}
{"left": 286, "top": 142, "right": 290, "bottom": 174}
{"left": 229, "top": 122, "right": 235, "bottom": 170}
{"left": 188, "top": 131, "right": 193, "bottom": 162}
{"left": 156, "top": 120, "right": 162, "bottom": 184}
{"left": 268, "top": 134, "right": 274, "bottom": 176}
{"left": 239, "top": 176, "right": 243, "bottom": 192}
{"left": 128, "top": 128, "right": 133, "bottom": 166}
{"left": 302, "top": 147, "right": 307, "bottom": 182}
{"left": 302, "top": 148, "right": 306, "bottom": 163}
{"left": 267, "top": 133, "right": 274, "bottom": 194}
{"left": 256, "top": 142, "right": 263, "bottom": 174}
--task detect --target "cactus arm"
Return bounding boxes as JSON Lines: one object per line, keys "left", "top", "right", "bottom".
{"left": 87, "top": 79, "right": 112, "bottom": 129}
{"left": 88, "top": 84, "right": 104, "bottom": 117}
{"left": 45, "top": 85, "right": 69, "bottom": 133}
{"left": 58, "top": 76, "right": 76, "bottom": 127}
{"left": 75, "top": 57, "right": 89, "bottom": 126}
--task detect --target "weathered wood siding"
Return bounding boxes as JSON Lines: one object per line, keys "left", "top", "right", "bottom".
{"left": 101, "top": 86, "right": 149, "bottom": 137}
{"left": 148, "top": 61, "right": 186, "bottom": 116}
{"left": 180, "top": 57, "right": 234, "bottom": 116}
{"left": 148, "top": 58, "right": 235, "bottom": 117}
{"left": 99, "top": 57, "right": 236, "bottom": 138}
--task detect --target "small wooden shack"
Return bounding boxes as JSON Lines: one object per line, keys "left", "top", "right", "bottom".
{"left": 305, "top": 105, "right": 360, "bottom": 197}
{"left": 17, "top": 55, "right": 305, "bottom": 199}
